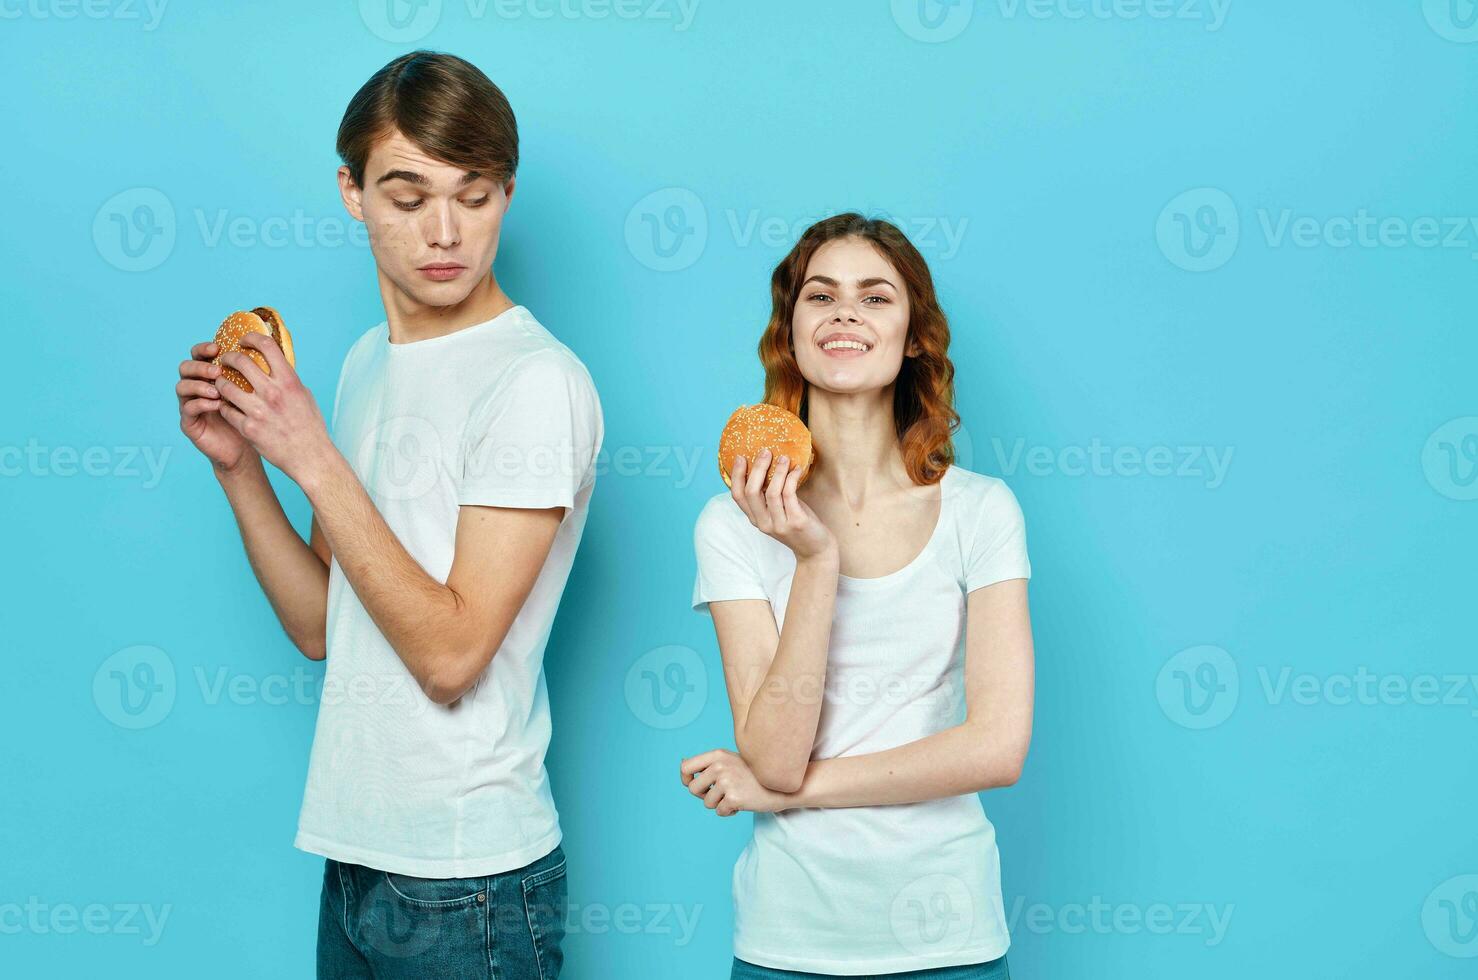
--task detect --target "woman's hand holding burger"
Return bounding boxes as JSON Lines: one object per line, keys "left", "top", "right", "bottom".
{"left": 719, "top": 404, "right": 835, "bottom": 562}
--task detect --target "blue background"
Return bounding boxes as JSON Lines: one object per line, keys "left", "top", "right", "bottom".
{"left": 2, "top": 0, "right": 1475, "bottom": 976}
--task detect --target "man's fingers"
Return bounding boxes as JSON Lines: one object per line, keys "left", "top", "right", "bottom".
{"left": 220, "top": 352, "right": 270, "bottom": 394}
{"left": 703, "top": 783, "right": 725, "bottom": 810}
{"left": 239, "top": 332, "right": 291, "bottom": 379}
{"left": 181, "top": 398, "right": 222, "bottom": 419}
{"left": 179, "top": 358, "right": 221, "bottom": 382}
{"left": 176, "top": 379, "right": 220, "bottom": 402}
{"left": 218, "top": 398, "right": 249, "bottom": 433}
{"left": 190, "top": 342, "right": 220, "bottom": 362}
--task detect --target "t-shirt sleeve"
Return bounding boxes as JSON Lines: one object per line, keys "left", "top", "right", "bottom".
{"left": 457, "top": 349, "right": 603, "bottom": 511}
{"left": 964, "top": 479, "right": 1032, "bottom": 592}
{"left": 692, "top": 497, "right": 769, "bottom": 614}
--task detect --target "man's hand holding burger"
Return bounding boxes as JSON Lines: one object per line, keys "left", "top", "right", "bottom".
{"left": 177, "top": 342, "right": 256, "bottom": 475}
{"left": 212, "top": 333, "right": 337, "bottom": 490}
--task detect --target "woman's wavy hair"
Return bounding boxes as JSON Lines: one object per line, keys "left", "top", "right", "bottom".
{"left": 759, "top": 212, "right": 959, "bottom": 486}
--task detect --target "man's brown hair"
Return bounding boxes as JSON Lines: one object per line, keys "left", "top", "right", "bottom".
{"left": 337, "top": 50, "right": 518, "bottom": 189}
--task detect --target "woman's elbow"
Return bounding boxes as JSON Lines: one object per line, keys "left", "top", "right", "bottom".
{"left": 737, "top": 742, "right": 807, "bottom": 793}
{"left": 754, "top": 764, "right": 805, "bottom": 795}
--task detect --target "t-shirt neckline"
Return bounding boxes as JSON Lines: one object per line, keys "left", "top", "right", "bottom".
{"left": 835, "top": 465, "right": 955, "bottom": 590}
{"left": 383, "top": 304, "right": 525, "bottom": 352}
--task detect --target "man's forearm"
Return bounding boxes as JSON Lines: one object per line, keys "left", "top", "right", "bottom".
{"left": 296, "top": 448, "right": 469, "bottom": 698}
{"left": 215, "top": 457, "right": 329, "bottom": 659}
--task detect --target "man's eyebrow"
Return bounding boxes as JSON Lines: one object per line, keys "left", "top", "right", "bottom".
{"left": 374, "top": 169, "right": 484, "bottom": 188}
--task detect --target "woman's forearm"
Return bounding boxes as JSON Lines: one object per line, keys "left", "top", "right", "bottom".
{"left": 785, "top": 718, "right": 1030, "bottom": 809}
{"left": 735, "top": 548, "right": 840, "bottom": 792}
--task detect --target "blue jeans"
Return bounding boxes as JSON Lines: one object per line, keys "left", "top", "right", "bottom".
{"left": 730, "top": 953, "right": 1010, "bottom": 979}
{"left": 316, "top": 843, "right": 567, "bottom": 979}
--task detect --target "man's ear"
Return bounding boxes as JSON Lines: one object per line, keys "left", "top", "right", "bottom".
{"left": 502, "top": 174, "right": 517, "bottom": 210}
{"left": 338, "top": 166, "right": 365, "bottom": 222}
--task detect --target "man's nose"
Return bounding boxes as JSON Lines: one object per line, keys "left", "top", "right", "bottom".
{"left": 425, "top": 202, "right": 460, "bottom": 248}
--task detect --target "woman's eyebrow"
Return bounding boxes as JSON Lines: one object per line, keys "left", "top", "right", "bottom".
{"left": 856, "top": 277, "right": 896, "bottom": 289}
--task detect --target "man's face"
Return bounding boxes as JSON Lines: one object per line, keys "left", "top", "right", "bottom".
{"left": 339, "top": 129, "right": 513, "bottom": 309}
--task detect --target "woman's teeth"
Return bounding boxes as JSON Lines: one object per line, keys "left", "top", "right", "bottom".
{"left": 821, "top": 340, "right": 870, "bottom": 351}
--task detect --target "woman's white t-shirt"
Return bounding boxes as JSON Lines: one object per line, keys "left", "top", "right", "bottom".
{"left": 691, "top": 464, "right": 1031, "bottom": 975}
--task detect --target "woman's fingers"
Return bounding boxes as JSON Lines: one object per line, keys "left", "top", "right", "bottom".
{"left": 181, "top": 397, "right": 222, "bottom": 419}
{"left": 729, "top": 455, "right": 753, "bottom": 521}
{"left": 744, "top": 448, "right": 771, "bottom": 504}
{"left": 681, "top": 750, "right": 724, "bottom": 781}
{"left": 189, "top": 341, "right": 220, "bottom": 362}
{"left": 703, "top": 782, "right": 725, "bottom": 810}
{"left": 764, "top": 455, "right": 791, "bottom": 521}
{"left": 779, "top": 462, "right": 805, "bottom": 524}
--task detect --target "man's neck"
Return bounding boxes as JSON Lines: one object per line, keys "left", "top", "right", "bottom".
{"left": 382, "top": 269, "right": 516, "bottom": 345}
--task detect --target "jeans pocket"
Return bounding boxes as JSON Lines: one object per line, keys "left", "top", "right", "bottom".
{"left": 381, "top": 870, "right": 488, "bottom": 908}
{"left": 521, "top": 849, "right": 568, "bottom": 980}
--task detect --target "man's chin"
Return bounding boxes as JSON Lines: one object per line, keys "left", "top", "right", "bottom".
{"left": 391, "top": 271, "right": 483, "bottom": 310}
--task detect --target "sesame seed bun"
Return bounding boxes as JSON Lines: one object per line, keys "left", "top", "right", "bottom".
{"left": 718, "top": 403, "right": 814, "bottom": 489}
{"left": 212, "top": 307, "right": 295, "bottom": 393}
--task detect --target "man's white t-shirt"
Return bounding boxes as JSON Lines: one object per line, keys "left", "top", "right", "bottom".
{"left": 295, "top": 304, "right": 603, "bottom": 879}
{"left": 691, "top": 464, "right": 1031, "bottom": 975}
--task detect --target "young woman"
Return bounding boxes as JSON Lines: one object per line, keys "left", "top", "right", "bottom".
{"left": 683, "top": 213, "right": 1035, "bottom": 979}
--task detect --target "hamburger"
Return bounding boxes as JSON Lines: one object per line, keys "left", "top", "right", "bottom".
{"left": 718, "top": 403, "right": 814, "bottom": 490}
{"left": 212, "top": 306, "right": 295, "bottom": 393}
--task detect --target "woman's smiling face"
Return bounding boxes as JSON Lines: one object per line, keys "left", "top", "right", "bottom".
{"left": 791, "top": 236, "right": 915, "bottom": 395}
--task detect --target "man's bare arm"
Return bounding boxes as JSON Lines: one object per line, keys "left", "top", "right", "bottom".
{"left": 300, "top": 447, "right": 563, "bottom": 704}
{"left": 214, "top": 459, "right": 331, "bottom": 660}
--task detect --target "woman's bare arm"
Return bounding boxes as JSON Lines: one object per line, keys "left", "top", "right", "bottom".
{"left": 707, "top": 451, "right": 840, "bottom": 793}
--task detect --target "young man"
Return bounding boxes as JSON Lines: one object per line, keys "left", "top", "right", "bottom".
{"left": 174, "top": 51, "right": 601, "bottom": 977}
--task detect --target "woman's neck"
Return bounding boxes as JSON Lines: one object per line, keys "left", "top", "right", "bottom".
{"left": 802, "top": 386, "right": 911, "bottom": 504}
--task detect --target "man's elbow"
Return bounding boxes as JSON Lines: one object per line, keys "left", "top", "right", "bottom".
{"left": 419, "top": 665, "right": 473, "bottom": 706}
{"left": 417, "top": 646, "right": 495, "bottom": 706}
